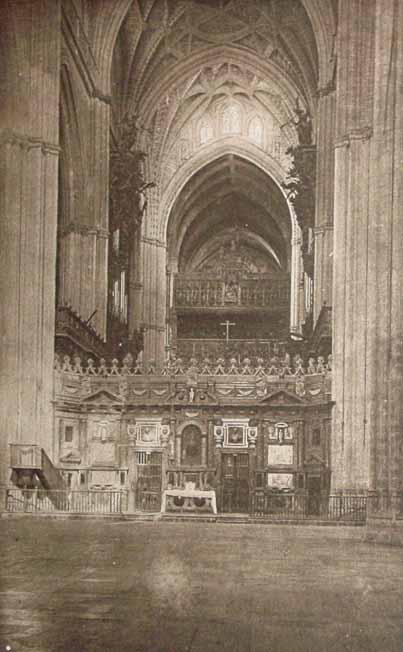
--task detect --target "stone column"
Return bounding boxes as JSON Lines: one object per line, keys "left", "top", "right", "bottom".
{"left": 57, "top": 91, "right": 111, "bottom": 339}
{"left": 91, "top": 95, "right": 111, "bottom": 339}
{"left": 332, "top": 0, "right": 403, "bottom": 507}
{"left": 313, "top": 86, "right": 336, "bottom": 323}
{"left": 0, "top": 0, "right": 62, "bottom": 489}
{"left": 128, "top": 230, "right": 143, "bottom": 333}
{"left": 201, "top": 433, "right": 207, "bottom": 467}
{"left": 126, "top": 422, "right": 137, "bottom": 513}
{"left": 366, "top": 0, "right": 403, "bottom": 513}
{"left": 175, "top": 431, "right": 182, "bottom": 466}
{"left": 141, "top": 237, "right": 167, "bottom": 364}
{"left": 290, "top": 228, "right": 303, "bottom": 333}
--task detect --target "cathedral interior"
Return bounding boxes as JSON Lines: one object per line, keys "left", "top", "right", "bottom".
{"left": 0, "top": 0, "right": 402, "bottom": 545}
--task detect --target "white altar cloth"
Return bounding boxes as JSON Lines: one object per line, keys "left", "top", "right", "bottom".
{"left": 161, "top": 489, "right": 217, "bottom": 514}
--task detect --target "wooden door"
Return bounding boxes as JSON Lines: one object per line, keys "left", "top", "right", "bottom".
{"left": 136, "top": 451, "right": 162, "bottom": 512}
{"left": 221, "top": 453, "right": 250, "bottom": 513}
{"left": 307, "top": 476, "right": 321, "bottom": 515}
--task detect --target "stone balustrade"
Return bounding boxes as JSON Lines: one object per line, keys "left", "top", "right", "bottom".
{"left": 54, "top": 352, "right": 332, "bottom": 378}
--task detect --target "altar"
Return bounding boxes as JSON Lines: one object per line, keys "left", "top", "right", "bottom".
{"left": 161, "top": 488, "right": 217, "bottom": 514}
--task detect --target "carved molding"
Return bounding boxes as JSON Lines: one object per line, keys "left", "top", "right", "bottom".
{"left": 334, "top": 126, "right": 373, "bottom": 149}
{"left": 313, "top": 224, "right": 333, "bottom": 236}
{"left": 92, "top": 88, "right": 112, "bottom": 105}
{"left": 0, "top": 129, "right": 60, "bottom": 155}
{"left": 58, "top": 223, "right": 109, "bottom": 238}
{"left": 141, "top": 237, "right": 167, "bottom": 248}
{"left": 317, "top": 82, "right": 336, "bottom": 98}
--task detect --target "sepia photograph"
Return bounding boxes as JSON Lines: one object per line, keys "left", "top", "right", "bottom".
{"left": 0, "top": 1, "right": 402, "bottom": 650}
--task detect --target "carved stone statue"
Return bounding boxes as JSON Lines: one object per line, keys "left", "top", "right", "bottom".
{"left": 86, "top": 358, "right": 98, "bottom": 375}
{"left": 254, "top": 358, "right": 266, "bottom": 377}
{"left": 110, "top": 358, "right": 120, "bottom": 375}
{"left": 200, "top": 357, "right": 212, "bottom": 375}
{"left": 241, "top": 358, "right": 253, "bottom": 375}
{"left": 294, "top": 97, "right": 312, "bottom": 146}
{"left": 307, "top": 357, "right": 317, "bottom": 374}
{"left": 214, "top": 357, "right": 226, "bottom": 375}
{"left": 227, "top": 357, "right": 239, "bottom": 375}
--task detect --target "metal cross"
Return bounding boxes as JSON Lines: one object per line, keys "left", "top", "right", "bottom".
{"left": 220, "top": 320, "right": 235, "bottom": 343}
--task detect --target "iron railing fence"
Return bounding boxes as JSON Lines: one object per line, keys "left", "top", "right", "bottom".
{"left": 6, "top": 488, "right": 128, "bottom": 514}
{"left": 137, "top": 490, "right": 161, "bottom": 512}
{"left": 6, "top": 488, "right": 371, "bottom": 522}
{"left": 251, "top": 492, "right": 369, "bottom": 522}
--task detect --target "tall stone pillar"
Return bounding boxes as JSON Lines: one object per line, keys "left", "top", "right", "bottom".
{"left": 57, "top": 89, "right": 110, "bottom": 339}
{"left": 0, "top": 0, "right": 62, "bottom": 487}
{"left": 290, "top": 229, "right": 303, "bottom": 334}
{"left": 141, "top": 237, "right": 167, "bottom": 364}
{"left": 332, "top": 0, "right": 403, "bottom": 507}
{"left": 128, "top": 231, "right": 143, "bottom": 334}
{"left": 365, "top": 0, "right": 403, "bottom": 515}
{"left": 331, "top": 0, "right": 376, "bottom": 492}
{"left": 313, "top": 86, "right": 336, "bottom": 323}
{"left": 91, "top": 95, "right": 111, "bottom": 339}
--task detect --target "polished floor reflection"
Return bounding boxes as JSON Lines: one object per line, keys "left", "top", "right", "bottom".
{"left": 1, "top": 519, "right": 403, "bottom": 652}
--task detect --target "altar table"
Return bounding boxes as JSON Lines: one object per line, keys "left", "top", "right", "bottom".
{"left": 161, "top": 488, "right": 217, "bottom": 514}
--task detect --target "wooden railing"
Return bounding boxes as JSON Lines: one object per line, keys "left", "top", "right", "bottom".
{"left": 55, "top": 305, "right": 107, "bottom": 358}
{"left": 137, "top": 491, "right": 161, "bottom": 512}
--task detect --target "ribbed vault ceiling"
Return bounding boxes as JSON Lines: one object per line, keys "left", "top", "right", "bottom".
{"left": 167, "top": 155, "right": 291, "bottom": 272}
{"left": 110, "top": 0, "right": 319, "bottom": 276}
{"left": 112, "top": 0, "right": 319, "bottom": 117}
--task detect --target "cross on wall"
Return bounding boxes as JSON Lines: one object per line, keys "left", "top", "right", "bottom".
{"left": 220, "top": 320, "right": 236, "bottom": 343}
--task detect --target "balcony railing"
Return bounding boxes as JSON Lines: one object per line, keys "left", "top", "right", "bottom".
{"left": 56, "top": 305, "right": 108, "bottom": 359}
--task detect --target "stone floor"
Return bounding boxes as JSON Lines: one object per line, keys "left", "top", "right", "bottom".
{"left": 1, "top": 519, "right": 403, "bottom": 652}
